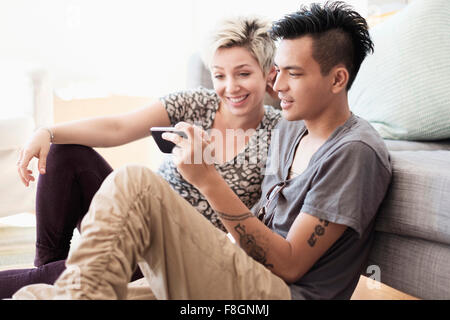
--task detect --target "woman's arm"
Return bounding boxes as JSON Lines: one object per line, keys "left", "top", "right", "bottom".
{"left": 50, "top": 100, "right": 171, "bottom": 147}
{"left": 17, "top": 100, "right": 171, "bottom": 186}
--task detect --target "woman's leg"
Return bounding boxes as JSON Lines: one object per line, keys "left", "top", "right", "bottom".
{"left": 0, "top": 259, "right": 144, "bottom": 299}
{"left": 0, "top": 144, "right": 114, "bottom": 299}
{"left": 0, "top": 260, "right": 66, "bottom": 299}
{"left": 13, "top": 165, "right": 290, "bottom": 300}
{"left": 34, "top": 144, "right": 113, "bottom": 267}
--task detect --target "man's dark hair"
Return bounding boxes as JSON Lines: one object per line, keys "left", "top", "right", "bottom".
{"left": 270, "top": 1, "right": 374, "bottom": 90}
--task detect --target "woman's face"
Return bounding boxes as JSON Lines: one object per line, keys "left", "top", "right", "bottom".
{"left": 211, "top": 46, "right": 268, "bottom": 118}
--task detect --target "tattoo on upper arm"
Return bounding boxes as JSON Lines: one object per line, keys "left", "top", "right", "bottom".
{"left": 307, "top": 219, "right": 330, "bottom": 247}
{"left": 234, "top": 223, "right": 274, "bottom": 269}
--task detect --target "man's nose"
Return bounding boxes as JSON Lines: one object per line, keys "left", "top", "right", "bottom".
{"left": 272, "top": 73, "right": 287, "bottom": 92}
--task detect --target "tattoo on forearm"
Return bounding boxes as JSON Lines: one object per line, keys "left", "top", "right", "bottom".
{"left": 215, "top": 211, "right": 255, "bottom": 221}
{"left": 307, "top": 219, "right": 330, "bottom": 247}
{"left": 234, "top": 223, "right": 274, "bottom": 269}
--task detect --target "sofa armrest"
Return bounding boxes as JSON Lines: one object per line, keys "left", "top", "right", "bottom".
{"left": 0, "top": 116, "right": 34, "bottom": 151}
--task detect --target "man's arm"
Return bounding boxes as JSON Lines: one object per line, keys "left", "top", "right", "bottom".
{"left": 164, "top": 123, "right": 347, "bottom": 283}
{"left": 199, "top": 172, "right": 347, "bottom": 283}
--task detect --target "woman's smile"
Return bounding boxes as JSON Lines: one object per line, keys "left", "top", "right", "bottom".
{"left": 227, "top": 94, "right": 250, "bottom": 107}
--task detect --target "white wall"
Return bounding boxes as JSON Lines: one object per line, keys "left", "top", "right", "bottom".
{"left": 0, "top": 0, "right": 372, "bottom": 101}
{"left": 0, "top": 0, "right": 196, "bottom": 99}
{"left": 191, "top": 0, "right": 368, "bottom": 50}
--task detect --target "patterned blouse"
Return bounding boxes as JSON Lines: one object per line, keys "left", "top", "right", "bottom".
{"left": 157, "top": 87, "right": 281, "bottom": 232}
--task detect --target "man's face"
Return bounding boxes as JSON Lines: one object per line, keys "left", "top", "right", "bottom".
{"left": 273, "top": 36, "right": 335, "bottom": 121}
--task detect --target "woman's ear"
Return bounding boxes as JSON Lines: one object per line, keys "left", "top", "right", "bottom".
{"left": 267, "top": 66, "right": 277, "bottom": 86}
{"left": 331, "top": 66, "right": 349, "bottom": 93}
{"left": 266, "top": 66, "right": 278, "bottom": 100}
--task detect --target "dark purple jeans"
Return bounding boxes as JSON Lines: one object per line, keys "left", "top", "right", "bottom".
{"left": 0, "top": 144, "right": 143, "bottom": 299}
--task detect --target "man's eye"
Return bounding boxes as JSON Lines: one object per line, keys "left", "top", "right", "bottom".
{"left": 290, "top": 73, "right": 302, "bottom": 77}
{"left": 214, "top": 75, "right": 224, "bottom": 79}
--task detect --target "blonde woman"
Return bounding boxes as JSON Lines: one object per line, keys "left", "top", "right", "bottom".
{"left": 0, "top": 16, "right": 281, "bottom": 299}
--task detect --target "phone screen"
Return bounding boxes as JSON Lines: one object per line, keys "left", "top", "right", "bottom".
{"left": 150, "top": 127, "right": 187, "bottom": 153}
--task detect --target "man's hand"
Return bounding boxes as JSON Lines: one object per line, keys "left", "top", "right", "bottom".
{"left": 162, "top": 122, "right": 219, "bottom": 189}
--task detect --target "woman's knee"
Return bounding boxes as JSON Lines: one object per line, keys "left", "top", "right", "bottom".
{"left": 45, "top": 144, "right": 113, "bottom": 179}
{"left": 47, "top": 144, "right": 97, "bottom": 168}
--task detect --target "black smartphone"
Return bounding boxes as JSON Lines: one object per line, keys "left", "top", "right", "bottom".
{"left": 150, "top": 127, "right": 187, "bottom": 154}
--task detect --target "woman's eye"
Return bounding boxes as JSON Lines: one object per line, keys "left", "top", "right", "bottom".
{"left": 239, "top": 72, "right": 250, "bottom": 77}
{"left": 214, "top": 75, "right": 224, "bottom": 79}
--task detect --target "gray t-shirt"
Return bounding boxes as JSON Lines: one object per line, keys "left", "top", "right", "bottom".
{"left": 251, "top": 114, "right": 392, "bottom": 299}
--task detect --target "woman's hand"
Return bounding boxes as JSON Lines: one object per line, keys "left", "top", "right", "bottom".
{"left": 162, "top": 122, "right": 219, "bottom": 189}
{"left": 17, "top": 128, "right": 52, "bottom": 187}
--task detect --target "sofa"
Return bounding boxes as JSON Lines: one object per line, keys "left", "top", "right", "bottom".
{"left": 186, "top": 0, "right": 450, "bottom": 299}
{"left": 349, "top": 0, "right": 450, "bottom": 300}
{"left": 0, "top": 60, "right": 54, "bottom": 218}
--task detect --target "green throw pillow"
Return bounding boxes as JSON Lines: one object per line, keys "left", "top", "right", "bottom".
{"left": 349, "top": 0, "right": 450, "bottom": 141}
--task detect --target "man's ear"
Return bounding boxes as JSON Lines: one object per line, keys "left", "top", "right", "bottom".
{"left": 331, "top": 66, "right": 349, "bottom": 93}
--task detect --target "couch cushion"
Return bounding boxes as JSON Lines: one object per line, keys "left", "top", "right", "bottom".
{"left": 349, "top": 0, "right": 450, "bottom": 140}
{"left": 375, "top": 150, "right": 450, "bottom": 245}
{"left": 384, "top": 139, "right": 450, "bottom": 151}
{"left": 367, "top": 232, "right": 450, "bottom": 300}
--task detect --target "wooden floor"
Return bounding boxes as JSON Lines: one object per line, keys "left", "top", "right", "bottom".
{"left": 0, "top": 225, "right": 35, "bottom": 272}
{"left": 351, "top": 275, "right": 419, "bottom": 300}
{"left": 0, "top": 220, "right": 419, "bottom": 300}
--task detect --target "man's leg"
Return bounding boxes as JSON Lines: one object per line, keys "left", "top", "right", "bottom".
{"left": 14, "top": 164, "right": 290, "bottom": 300}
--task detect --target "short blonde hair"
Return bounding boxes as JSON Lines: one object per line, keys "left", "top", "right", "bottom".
{"left": 203, "top": 16, "right": 276, "bottom": 76}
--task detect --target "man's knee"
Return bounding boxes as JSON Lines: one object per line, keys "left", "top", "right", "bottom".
{"left": 114, "top": 164, "right": 157, "bottom": 184}
{"left": 81, "top": 164, "right": 159, "bottom": 232}
{"left": 107, "top": 164, "right": 165, "bottom": 200}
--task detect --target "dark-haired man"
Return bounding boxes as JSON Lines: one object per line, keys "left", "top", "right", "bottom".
{"left": 13, "top": 2, "right": 391, "bottom": 300}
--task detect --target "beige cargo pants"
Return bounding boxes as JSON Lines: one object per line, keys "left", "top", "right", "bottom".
{"left": 13, "top": 165, "right": 291, "bottom": 300}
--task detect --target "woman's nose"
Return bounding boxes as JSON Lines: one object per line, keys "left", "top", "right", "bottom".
{"left": 226, "top": 78, "right": 240, "bottom": 93}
